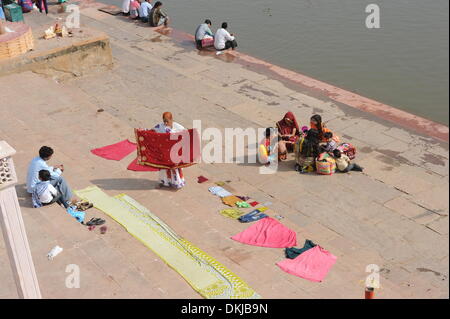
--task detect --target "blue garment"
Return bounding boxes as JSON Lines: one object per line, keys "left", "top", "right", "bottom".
{"left": 26, "top": 157, "right": 62, "bottom": 193}
{"left": 238, "top": 209, "right": 268, "bottom": 223}
{"left": 285, "top": 240, "right": 317, "bottom": 259}
{"left": 66, "top": 206, "right": 85, "bottom": 223}
{"left": 138, "top": 1, "right": 152, "bottom": 18}
{"left": 0, "top": 7, "right": 5, "bottom": 20}
{"left": 195, "top": 23, "right": 214, "bottom": 41}
{"left": 31, "top": 181, "right": 49, "bottom": 208}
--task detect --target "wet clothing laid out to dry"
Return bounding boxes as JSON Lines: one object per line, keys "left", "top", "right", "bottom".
{"left": 285, "top": 240, "right": 317, "bottom": 259}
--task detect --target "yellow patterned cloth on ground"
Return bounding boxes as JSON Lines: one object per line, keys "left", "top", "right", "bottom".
{"left": 75, "top": 186, "right": 260, "bottom": 299}
{"left": 220, "top": 208, "right": 245, "bottom": 219}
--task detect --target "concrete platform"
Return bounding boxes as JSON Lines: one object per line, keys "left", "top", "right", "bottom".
{"left": 0, "top": 2, "right": 448, "bottom": 299}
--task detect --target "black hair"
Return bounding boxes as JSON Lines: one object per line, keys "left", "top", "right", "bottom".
{"left": 324, "top": 132, "right": 333, "bottom": 139}
{"left": 333, "top": 149, "right": 341, "bottom": 158}
{"left": 265, "top": 127, "right": 273, "bottom": 138}
{"left": 39, "top": 170, "right": 51, "bottom": 181}
{"left": 205, "top": 19, "right": 212, "bottom": 25}
{"left": 221, "top": 22, "right": 228, "bottom": 29}
{"left": 154, "top": 1, "right": 162, "bottom": 7}
{"left": 310, "top": 114, "right": 324, "bottom": 138}
{"left": 39, "top": 146, "right": 54, "bottom": 159}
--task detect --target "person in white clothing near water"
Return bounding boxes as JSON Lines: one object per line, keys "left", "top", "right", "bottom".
{"left": 214, "top": 22, "right": 238, "bottom": 53}
{"left": 152, "top": 112, "right": 186, "bottom": 189}
{"left": 122, "top": 0, "right": 131, "bottom": 16}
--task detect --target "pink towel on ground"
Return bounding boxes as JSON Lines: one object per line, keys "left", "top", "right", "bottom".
{"left": 127, "top": 158, "right": 159, "bottom": 171}
{"left": 276, "top": 246, "right": 337, "bottom": 282}
{"left": 231, "top": 217, "right": 297, "bottom": 248}
{"left": 91, "top": 140, "right": 137, "bottom": 161}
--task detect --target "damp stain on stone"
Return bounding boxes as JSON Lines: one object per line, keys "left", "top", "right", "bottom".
{"left": 416, "top": 268, "right": 442, "bottom": 277}
{"left": 360, "top": 146, "right": 373, "bottom": 153}
{"left": 312, "top": 107, "right": 324, "bottom": 114}
{"left": 150, "top": 36, "right": 163, "bottom": 42}
{"left": 422, "top": 153, "right": 447, "bottom": 167}
{"left": 240, "top": 84, "right": 279, "bottom": 97}
{"left": 267, "top": 102, "right": 280, "bottom": 106}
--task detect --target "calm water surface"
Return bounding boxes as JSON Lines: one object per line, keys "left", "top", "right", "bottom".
{"left": 103, "top": 0, "right": 449, "bottom": 125}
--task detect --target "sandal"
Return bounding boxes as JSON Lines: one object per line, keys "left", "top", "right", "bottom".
{"left": 76, "top": 201, "right": 93, "bottom": 211}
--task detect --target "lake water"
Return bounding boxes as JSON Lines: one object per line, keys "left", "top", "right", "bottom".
{"left": 103, "top": 0, "right": 449, "bottom": 125}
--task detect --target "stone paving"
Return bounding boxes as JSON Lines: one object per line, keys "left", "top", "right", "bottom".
{"left": 0, "top": 6, "right": 448, "bottom": 299}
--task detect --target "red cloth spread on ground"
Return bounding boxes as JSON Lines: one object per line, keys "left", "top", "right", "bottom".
{"left": 91, "top": 140, "right": 137, "bottom": 161}
{"left": 127, "top": 158, "right": 159, "bottom": 171}
{"left": 276, "top": 246, "right": 337, "bottom": 282}
{"left": 231, "top": 217, "right": 297, "bottom": 248}
{"left": 135, "top": 128, "right": 201, "bottom": 169}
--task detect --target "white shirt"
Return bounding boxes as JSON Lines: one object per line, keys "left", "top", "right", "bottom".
{"left": 214, "top": 28, "right": 235, "bottom": 50}
{"left": 26, "top": 156, "right": 62, "bottom": 193}
{"left": 139, "top": 2, "right": 152, "bottom": 18}
{"left": 39, "top": 183, "right": 58, "bottom": 204}
{"left": 122, "top": 0, "right": 131, "bottom": 13}
{"left": 153, "top": 122, "right": 185, "bottom": 133}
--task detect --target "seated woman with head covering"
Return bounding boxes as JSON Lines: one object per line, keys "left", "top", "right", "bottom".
{"left": 152, "top": 112, "right": 186, "bottom": 189}
{"left": 276, "top": 112, "right": 301, "bottom": 160}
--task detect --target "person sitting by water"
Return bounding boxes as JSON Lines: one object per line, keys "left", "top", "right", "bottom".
{"left": 122, "top": 0, "right": 131, "bottom": 16}
{"left": 333, "top": 149, "right": 363, "bottom": 173}
{"left": 138, "top": 0, "right": 152, "bottom": 22}
{"left": 195, "top": 19, "right": 214, "bottom": 50}
{"left": 295, "top": 129, "right": 321, "bottom": 173}
{"left": 151, "top": 112, "right": 186, "bottom": 189}
{"left": 149, "top": 1, "right": 169, "bottom": 27}
{"left": 129, "top": 0, "right": 141, "bottom": 19}
{"left": 310, "top": 114, "right": 339, "bottom": 143}
{"left": 276, "top": 111, "right": 301, "bottom": 160}
{"left": 26, "top": 146, "right": 77, "bottom": 208}
{"left": 18, "top": 0, "right": 34, "bottom": 13}
{"left": 214, "top": 22, "right": 237, "bottom": 52}
{"left": 32, "top": 170, "right": 62, "bottom": 208}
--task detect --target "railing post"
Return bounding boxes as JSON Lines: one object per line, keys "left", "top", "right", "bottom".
{"left": 0, "top": 141, "right": 42, "bottom": 299}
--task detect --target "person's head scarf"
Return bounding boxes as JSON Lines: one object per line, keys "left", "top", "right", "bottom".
{"left": 277, "top": 111, "right": 300, "bottom": 135}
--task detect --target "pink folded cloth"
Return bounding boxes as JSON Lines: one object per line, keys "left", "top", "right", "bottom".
{"left": 231, "top": 217, "right": 297, "bottom": 248}
{"left": 276, "top": 246, "right": 337, "bottom": 282}
{"left": 127, "top": 158, "right": 159, "bottom": 171}
{"left": 91, "top": 140, "right": 137, "bottom": 161}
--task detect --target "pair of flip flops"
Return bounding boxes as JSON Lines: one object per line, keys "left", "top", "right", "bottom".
{"left": 238, "top": 209, "right": 268, "bottom": 223}
{"left": 83, "top": 218, "right": 105, "bottom": 227}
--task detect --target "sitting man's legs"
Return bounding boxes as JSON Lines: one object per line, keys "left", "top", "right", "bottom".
{"left": 49, "top": 176, "right": 74, "bottom": 208}
{"left": 224, "top": 39, "right": 238, "bottom": 50}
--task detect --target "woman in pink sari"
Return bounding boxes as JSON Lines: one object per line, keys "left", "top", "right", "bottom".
{"left": 276, "top": 112, "right": 301, "bottom": 160}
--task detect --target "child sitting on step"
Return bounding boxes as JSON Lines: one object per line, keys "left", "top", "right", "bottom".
{"left": 333, "top": 149, "right": 364, "bottom": 173}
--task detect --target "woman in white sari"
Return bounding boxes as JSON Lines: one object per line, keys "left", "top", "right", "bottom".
{"left": 152, "top": 112, "right": 186, "bottom": 189}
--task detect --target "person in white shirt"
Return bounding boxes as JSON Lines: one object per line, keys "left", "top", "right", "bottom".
{"left": 122, "top": 0, "right": 131, "bottom": 15}
{"left": 138, "top": 0, "right": 153, "bottom": 22}
{"left": 32, "top": 170, "right": 61, "bottom": 208}
{"left": 27, "top": 146, "right": 75, "bottom": 208}
{"left": 214, "top": 22, "right": 237, "bottom": 51}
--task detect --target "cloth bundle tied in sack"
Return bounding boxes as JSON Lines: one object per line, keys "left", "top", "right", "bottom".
{"left": 337, "top": 143, "right": 356, "bottom": 160}
{"left": 316, "top": 153, "right": 336, "bottom": 175}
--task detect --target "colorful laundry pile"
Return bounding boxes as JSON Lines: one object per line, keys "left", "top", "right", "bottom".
{"left": 91, "top": 139, "right": 156, "bottom": 172}
{"left": 222, "top": 195, "right": 242, "bottom": 207}
{"left": 208, "top": 186, "right": 232, "bottom": 198}
{"left": 231, "top": 217, "right": 297, "bottom": 248}
{"left": 75, "top": 186, "right": 260, "bottom": 299}
{"left": 135, "top": 128, "right": 201, "bottom": 169}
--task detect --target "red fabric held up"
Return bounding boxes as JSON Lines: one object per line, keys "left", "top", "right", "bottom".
{"left": 91, "top": 140, "right": 137, "bottom": 161}
{"left": 135, "top": 128, "right": 201, "bottom": 169}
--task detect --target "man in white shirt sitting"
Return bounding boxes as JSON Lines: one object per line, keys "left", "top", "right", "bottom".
{"left": 214, "top": 22, "right": 238, "bottom": 52}
{"left": 138, "top": 0, "right": 153, "bottom": 23}
{"left": 26, "top": 146, "right": 75, "bottom": 208}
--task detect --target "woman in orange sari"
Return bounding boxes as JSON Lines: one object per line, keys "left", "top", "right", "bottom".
{"left": 310, "top": 114, "right": 339, "bottom": 143}
{"left": 276, "top": 112, "right": 301, "bottom": 160}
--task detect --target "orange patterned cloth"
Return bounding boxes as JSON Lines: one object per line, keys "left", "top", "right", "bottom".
{"left": 135, "top": 128, "right": 201, "bottom": 169}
